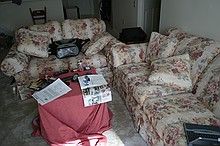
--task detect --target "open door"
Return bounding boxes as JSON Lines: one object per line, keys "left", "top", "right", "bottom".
{"left": 99, "top": 0, "right": 111, "bottom": 21}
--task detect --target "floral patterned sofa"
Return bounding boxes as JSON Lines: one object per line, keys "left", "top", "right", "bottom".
{"left": 1, "top": 18, "right": 120, "bottom": 100}
{"left": 111, "top": 28, "right": 220, "bottom": 145}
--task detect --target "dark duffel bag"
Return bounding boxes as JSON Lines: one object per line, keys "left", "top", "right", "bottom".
{"left": 49, "top": 38, "right": 89, "bottom": 59}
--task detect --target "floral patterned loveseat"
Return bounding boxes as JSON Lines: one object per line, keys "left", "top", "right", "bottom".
{"left": 111, "top": 28, "right": 220, "bottom": 145}
{"left": 1, "top": 18, "right": 120, "bottom": 100}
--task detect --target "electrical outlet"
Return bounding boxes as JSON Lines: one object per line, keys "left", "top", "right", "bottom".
{"left": 133, "top": 1, "right": 136, "bottom": 7}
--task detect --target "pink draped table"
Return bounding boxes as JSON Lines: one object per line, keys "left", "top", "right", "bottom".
{"left": 32, "top": 67, "right": 113, "bottom": 146}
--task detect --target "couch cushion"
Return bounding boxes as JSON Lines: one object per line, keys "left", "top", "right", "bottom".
{"left": 111, "top": 43, "right": 148, "bottom": 67}
{"left": 62, "top": 18, "right": 106, "bottom": 40}
{"left": 0, "top": 43, "right": 30, "bottom": 76}
{"left": 28, "top": 55, "right": 69, "bottom": 79}
{"left": 82, "top": 32, "right": 113, "bottom": 56}
{"left": 132, "top": 81, "right": 187, "bottom": 106}
{"left": 29, "top": 21, "right": 63, "bottom": 42}
{"left": 167, "top": 28, "right": 220, "bottom": 86}
{"left": 147, "top": 32, "right": 177, "bottom": 61}
{"left": 143, "top": 93, "right": 220, "bottom": 146}
{"left": 148, "top": 54, "right": 192, "bottom": 92}
{"left": 113, "top": 63, "right": 151, "bottom": 101}
{"left": 197, "top": 67, "right": 220, "bottom": 114}
{"left": 17, "top": 28, "right": 50, "bottom": 58}
{"left": 67, "top": 52, "right": 107, "bottom": 69}
{"left": 101, "top": 37, "right": 122, "bottom": 57}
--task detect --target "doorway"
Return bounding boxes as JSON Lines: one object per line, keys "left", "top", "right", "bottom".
{"left": 99, "top": 0, "right": 111, "bottom": 21}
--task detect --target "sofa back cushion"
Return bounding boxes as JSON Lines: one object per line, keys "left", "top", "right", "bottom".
{"left": 111, "top": 43, "right": 148, "bottom": 67}
{"left": 29, "top": 21, "right": 63, "bottom": 42}
{"left": 147, "top": 32, "right": 177, "bottom": 61}
{"left": 62, "top": 18, "right": 106, "bottom": 40}
{"left": 195, "top": 54, "right": 220, "bottom": 113}
{"left": 148, "top": 54, "right": 192, "bottom": 91}
{"left": 17, "top": 28, "right": 50, "bottom": 58}
{"left": 167, "top": 28, "right": 220, "bottom": 87}
{"left": 82, "top": 32, "right": 113, "bottom": 56}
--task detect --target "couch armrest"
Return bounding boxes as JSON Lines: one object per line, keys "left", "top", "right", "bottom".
{"left": 1, "top": 43, "right": 30, "bottom": 77}
{"left": 110, "top": 43, "right": 148, "bottom": 67}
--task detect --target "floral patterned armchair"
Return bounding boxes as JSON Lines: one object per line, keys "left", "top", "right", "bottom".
{"left": 1, "top": 18, "right": 119, "bottom": 100}
{"left": 111, "top": 28, "right": 220, "bottom": 145}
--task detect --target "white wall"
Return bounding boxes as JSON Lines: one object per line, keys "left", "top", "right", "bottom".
{"left": 0, "top": 0, "right": 64, "bottom": 33}
{"left": 160, "top": 0, "right": 220, "bottom": 41}
{"left": 62, "top": 0, "right": 94, "bottom": 18}
{"left": 112, "top": 0, "right": 138, "bottom": 36}
{"left": 111, "top": 0, "right": 160, "bottom": 38}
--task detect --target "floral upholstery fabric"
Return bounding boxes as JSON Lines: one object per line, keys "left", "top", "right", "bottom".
{"left": 139, "top": 114, "right": 164, "bottom": 146}
{"left": 102, "top": 37, "right": 122, "bottom": 67}
{"left": 17, "top": 28, "right": 50, "bottom": 57}
{"left": 62, "top": 18, "right": 106, "bottom": 40}
{"left": 67, "top": 52, "right": 107, "bottom": 69}
{"left": 195, "top": 55, "right": 220, "bottom": 112}
{"left": 83, "top": 32, "right": 113, "bottom": 56}
{"left": 143, "top": 93, "right": 220, "bottom": 146}
{"left": 28, "top": 55, "right": 69, "bottom": 79}
{"left": 0, "top": 43, "right": 30, "bottom": 76}
{"left": 111, "top": 27, "right": 220, "bottom": 146}
{"left": 111, "top": 43, "right": 148, "bottom": 67}
{"left": 167, "top": 28, "right": 220, "bottom": 86}
{"left": 29, "top": 21, "right": 63, "bottom": 42}
{"left": 113, "top": 63, "right": 150, "bottom": 93}
{"left": 147, "top": 32, "right": 177, "bottom": 61}
{"left": 101, "top": 36, "right": 122, "bottom": 57}
{"left": 1, "top": 18, "right": 116, "bottom": 100}
{"left": 132, "top": 81, "right": 188, "bottom": 106}
{"left": 148, "top": 54, "right": 192, "bottom": 91}
{"left": 14, "top": 69, "right": 31, "bottom": 85}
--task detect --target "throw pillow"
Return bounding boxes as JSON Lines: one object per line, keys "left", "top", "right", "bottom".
{"left": 29, "top": 21, "right": 63, "bottom": 42}
{"left": 82, "top": 32, "right": 112, "bottom": 56}
{"left": 146, "top": 32, "right": 177, "bottom": 61}
{"left": 17, "top": 28, "right": 50, "bottom": 58}
{"left": 148, "top": 54, "right": 192, "bottom": 91}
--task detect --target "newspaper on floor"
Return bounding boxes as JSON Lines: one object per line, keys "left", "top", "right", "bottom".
{"left": 32, "top": 78, "right": 72, "bottom": 105}
{"left": 78, "top": 75, "right": 112, "bottom": 107}
{"left": 78, "top": 75, "right": 108, "bottom": 89}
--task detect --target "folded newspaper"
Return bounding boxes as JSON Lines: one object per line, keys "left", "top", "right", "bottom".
{"left": 78, "top": 75, "right": 108, "bottom": 89}
{"left": 32, "top": 78, "right": 72, "bottom": 105}
{"left": 78, "top": 75, "right": 112, "bottom": 107}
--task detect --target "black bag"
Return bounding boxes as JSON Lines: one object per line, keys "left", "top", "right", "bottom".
{"left": 49, "top": 38, "right": 89, "bottom": 59}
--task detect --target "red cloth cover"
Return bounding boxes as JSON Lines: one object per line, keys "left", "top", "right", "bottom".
{"left": 32, "top": 67, "right": 112, "bottom": 146}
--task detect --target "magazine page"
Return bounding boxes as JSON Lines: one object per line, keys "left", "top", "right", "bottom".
{"left": 82, "top": 84, "right": 112, "bottom": 107}
{"left": 78, "top": 75, "right": 107, "bottom": 89}
{"left": 32, "top": 78, "right": 72, "bottom": 105}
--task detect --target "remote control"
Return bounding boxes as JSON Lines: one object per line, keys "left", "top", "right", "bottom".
{"left": 61, "top": 76, "right": 72, "bottom": 81}
{"left": 54, "top": 70, "right": 69, "bottom": 76}
{"left": 86, "top": 72, "right": 92, "bottom": 75}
